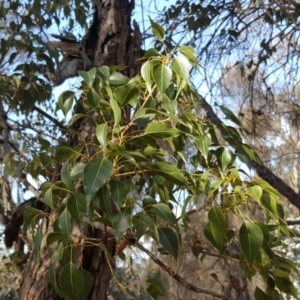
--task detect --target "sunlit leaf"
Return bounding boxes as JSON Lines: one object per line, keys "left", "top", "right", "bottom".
{"left": 239, "top": 222, "right": 263, "bottom": 265}
{"left": 83, "top": 159, "right": 113, "bottom": 205}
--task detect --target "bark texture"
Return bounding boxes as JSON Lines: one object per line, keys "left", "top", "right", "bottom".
{"left": 19, "top": 1, "right": 142, "bottom": 299}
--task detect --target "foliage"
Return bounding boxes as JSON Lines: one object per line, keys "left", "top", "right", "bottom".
{"left": 16, "top": 20, "right": 299, "bottom": 299}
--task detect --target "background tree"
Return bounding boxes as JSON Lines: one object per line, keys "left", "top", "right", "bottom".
{"left": 1, "top": 1, "right": 300, "bottom": 300}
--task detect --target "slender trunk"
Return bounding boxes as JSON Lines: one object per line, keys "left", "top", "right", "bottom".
{"left": 19, "top": 1, "right": 141, "bottom": 299}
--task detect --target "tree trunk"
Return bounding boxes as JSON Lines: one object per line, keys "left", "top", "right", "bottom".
{"left": 19, "top": 1, "right": 141, "bottom": 299}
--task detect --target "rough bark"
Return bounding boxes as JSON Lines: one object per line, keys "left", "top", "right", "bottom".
{"left": 19, "top": 1, "right": 142, "bottom": 299}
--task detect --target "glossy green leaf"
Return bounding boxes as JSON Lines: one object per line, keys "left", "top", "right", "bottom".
{"left": 146, "top": 278, "right": 168, "bottom": 297}
{"left": 110, "top": 97, "right": 121, "bottom": 124}
{"left": 109, "top": 72, "right": 129, "bottom": 85}
{"left": 49, "top": 263, "right": 64, "bottom": 297}
{"left": 273, "top": 276, "right": 298, "bottom": 298}
{"left": 216, "top": 147, "right": 234, "bottom": 171}
{"left": 67, "top": 193, "right": 86, "bottom": 228}
{"left": 58, "top": 263, "right": 84, "bottom": 300}
{"left": 153, "top": 203, "right": 176, "bottom": 225}
{"left": 96, "top": 123, "right": 108, "bottom": 149}
{"left": 254, "top": 287, "right": 274, "bottom": 300}
{"left": 58, "top": 208, "right": 72, "bottom": 237}
{"left": 171, "top": 56, "right": 190, "bottom": 80}
{"left": 207, "top": 206, "right": 226, "bottom": 236}
{"left": 149, "top": 18, "right": 165, "bottom": 41}
{"left": 152, "top": 64, "right": 172, "bottom": 95}
{"left": 113, "top": 82, "right": 139, "bottom": 106}
{"left": 44, "top": 186, "right": 54, "bottom": 209}
{"left": 239, "top": 222, "right": 263, "bottom": 265}
{"left": 141, "top": 60, "right": 153, "bottom": 93}
{"left": 70, "top": 163, "right": 86, "bottom": 180}
{"left": 204, "top": 222, "right": 225, "bottom": 252}
{"left": 247, "top": 185, "right": 263, "bottom": 203}
{"left": 195, "top": 136, "right": 210, "bottom": 159}
{"left": 154, "top": 162, "right": 187, "bottom": 186}
{"left": 178, "top": 46, "right": 198, "bottom": 64}
{"left": 61, "top": 161, "right": 73, "bottom": 190}
{"left": 78, "top": 68, "right": 96, "bottom": 86}
{"left": 78, "top": 270, "right": 94, "bottom": 300}
{"left": 83, "top": 159, "right": 113, "bottom": 205}
{"left": 110, "top": 180, "right": 132, "bottom": 209}
{"left": 52, "top": 242, "right": 64, "bottom": 262}
{"left": 87, "top": 89, "right": 102, "bottom": 108}
{"left": 145, "top": 121, "right": 181, "bottom": 138}
{"left": 23, "top": 207, "right": 44, "bottom": 229}
{"left": 57, "top": 91, "right": 74, "bottom": 116}
{"left": 47, "top": 232, "right": 65, "bottom": 246}
{"left": 158, "top": 227, "right": 179, "bottom": 259}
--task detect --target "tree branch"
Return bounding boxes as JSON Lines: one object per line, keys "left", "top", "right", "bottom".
{"left": 198, "top": 94, "right": 300, "bottom": 211}
{"left": 33, "top": 105, "right": 67, "bottom": 131}
{"left": 135, "top": 242, "right": 229, "bottom": 299}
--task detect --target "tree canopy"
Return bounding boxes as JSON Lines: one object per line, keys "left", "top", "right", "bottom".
{"left": 1, "top": 0, "right": 300, "bottom": 299}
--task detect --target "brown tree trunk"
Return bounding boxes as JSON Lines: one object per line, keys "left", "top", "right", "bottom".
{"left": 19, "top": 1, "right": 141, "bottom": 299}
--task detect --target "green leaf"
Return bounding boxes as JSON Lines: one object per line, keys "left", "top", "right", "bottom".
{"left": 171, "top": 56, "right": 190, "bottom": 80}
{"left": 207, "top": 206, "right": 226, "bottom": 236}
{"left": 83, "top": 159, "right": 113, "bottom": 205}
{"left": 97, "top": 66, "right": 110, "bottom": 82}
{"left": 67, "top": 193, "right": 86, "bottom": 228}
{"left": 132, "top": 214, "right": 156, "bottom": 240}
{"left": 78, "top": 68, "right": 96, "bottom": 86}
{"left": 254, "top": 287, "right": 274, "bottom": 300}
{"left": 52, "top": 242, "right": 64, "bottom": 262}
{"left": 109, "top": 72, "right": 129, "bottom": 85}
{"left": 149, "top": 18, "right": 165, "bottom": 41}
{"left": 216, "top": 147, "right": 234, "bottom": 171}
{"left": 273, "top": 276, "right": 298, "bottom": 298}
{"left": 113, "top": 82, "right": 139, "bottom": 106}
{"left": 153, "top": 203, "right": 176, "bottom": 225}
{"left": 46, "top": 232, "right": 65, "bottom": 246}
{"left": 78, "top": 270, "right": 94, "bottom": 300}
{"left": 70, "top": 163, "right": 86, "bottom": 180}
{"left": 56, "top": 146, "right": 84, "bottom": 162}
{"left": 146, "top": 278, "right": 168, "bottom": 297}
{"left": 141, "top": 48, "right": 160, "bottom": 60}
{"left": 158, "top": 227, "right": 179, "bottom": 259}
{"left": 141, "top": 60, "right": 153, "bottom": 93}
{"left": 204, "top": 222, "right": 225, "bottom": 252}
{"left": 178, "top": 46, "right": 198, "bottom": 64}
{"left": 110, "top": 180, "right": 132, "bottom": 210}
{"left": 44, "top": 187, "right": 54, "bottom": 209}
{"left": 58, "top": 208, "right": 72, "bottom": 237}
{"left": 95, "top": 123, "right": 108, "bottom": 149}
{"left": 218, "top": 105, "right": 243, "bottom": 128}
{"left": 58, "top": 263, "right": 84, "bottom": 300}
{"left": 57, "top": 91, "right": 74, "bottom": 116}
{"left": 33, "top": 230, "right": 43, "bottom": 262}
{"left": 247, "top": 185, "right": 263, "bottom": 203}
{"left": 195, "top": 136, "right": 210, "bottom": 159}
{"left": 110, "top": 97, "right": 121, "bottom": 124}
{"left": 23, "top": 207, "right": 44, "bottom": 229}
{"left": 154, "top": 162, "right": 187, "bottom": 186}
{"left": 87, "top": 89, "right": 102, "bottom": 108}
{"left": 145, "top": 121, "right": 181, "bottom": 138}
{"left": 239, "top": 222, "right": 263, "bottom": 265}
{"left": 49, "top": 263, "right": 64, "bottom": 297}
{"left": 61, "top": 161, "right": 74, "bottom": 191}
{"left": 152, "top": 64, "right": 172, "bottom": 95}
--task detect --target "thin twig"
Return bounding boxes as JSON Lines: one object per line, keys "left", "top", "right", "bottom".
{"left": 135, "top": 242, "right": 229, "bottom": 299}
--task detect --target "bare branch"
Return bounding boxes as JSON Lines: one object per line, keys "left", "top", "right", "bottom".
{"left": 135, "top": 242, "right": 229, "bottom": 299}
